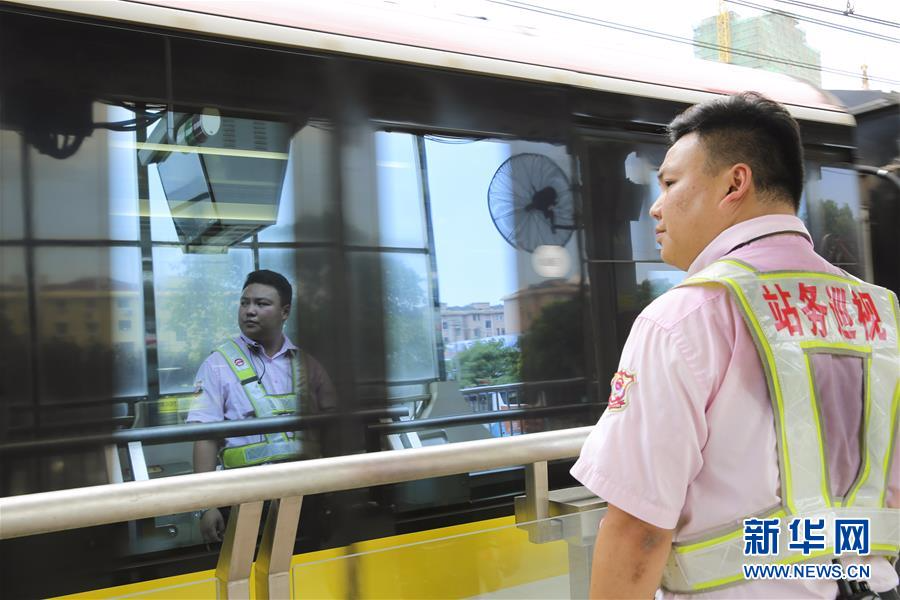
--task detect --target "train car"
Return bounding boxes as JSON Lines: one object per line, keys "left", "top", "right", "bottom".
{"left": 0, "top": 0, "right": 873, "bottom": 597}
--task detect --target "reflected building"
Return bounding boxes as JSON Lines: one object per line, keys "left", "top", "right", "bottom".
{"left": 440, "top": 302, "right": 505, "bottom": 344}
{"left": 502, "top": 279, "right": 580, "bottom": 335}
{"left": 693, "top": 11, "right": 822, "bottom": 87}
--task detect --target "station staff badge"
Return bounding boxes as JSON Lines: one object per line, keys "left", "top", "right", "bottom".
{"left": 608, "top": 370, "right": 636, "bottom": 412}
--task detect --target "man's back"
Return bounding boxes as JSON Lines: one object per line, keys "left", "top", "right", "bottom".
{"left": 573, "top": 215, "right": 900, "bottom": 597}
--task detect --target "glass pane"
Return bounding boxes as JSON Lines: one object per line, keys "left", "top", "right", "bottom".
{"left": 32, "top": 103, "right": 140, "bottom": 241}
{"left": 146, "top": 111, "right": 293, "bottom": 249}
{"left": 585, "top": 140, "right": 666, "bottom": 261}
{"left": 258, "top": 248, "right": 338, "bottom": 370}
{"left": 153, "top": 247, "right": 254, "bottom": 394}
{"left": 0, "top": 247, "right": 33, "bottom": 431}
{"left": 34, "top": 247, "right": 146, "bottom": 400}
{"left": 800, "top": 164, "right": 864, "bottom": 277}
{"left": 384, "top": 253, "right": 437, "bottom": 381}
{"left": 0, "top": 130, "right": 25, "bottom": 240}
{"left": 427, "top": 137, "right": 584, "bottom": 401}
{"left": 374, "top": 131, "right": 426, "bottom": 248}
{"left": 291, "top": 508, "right": 604, "bottom": 599}
{"left": 348, "top": 252, "right": 438, "bottom": 383}
{"left": 258, "top": 125, "right": 336, "bottom": 243}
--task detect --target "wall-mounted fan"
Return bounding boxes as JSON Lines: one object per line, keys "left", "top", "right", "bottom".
{"left": 487, "top": 153, "right": 576, "bottom": 252}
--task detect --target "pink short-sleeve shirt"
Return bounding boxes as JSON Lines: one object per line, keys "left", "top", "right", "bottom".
{"left": 571, "top": 215, "right": 900, "bottom": 598}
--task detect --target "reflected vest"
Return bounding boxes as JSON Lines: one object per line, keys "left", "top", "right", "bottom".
{"left": 215, "top": 339, "right": 315, "bottom": 469}
{"left": 661, "top": 259, "right": 900, "bottom": 594}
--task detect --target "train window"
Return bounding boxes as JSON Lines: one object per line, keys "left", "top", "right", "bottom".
{"left": 30, "top": 103, "right": 140, "bottom": 241}
{"left": 372, "top": 131, "right": 428, "bottom": 249}
{"left": 348, "top": 251, "right": 438, "bottom": 383}
{"left": 0, "top": 248, "right": 32, "bottom": 430}
{"left": 258, "top": 125, "right": 336, "bottom": 243}
{"left": 35, "top": 247, "right": 147, "bottom": 402}
{"left": 426, "top": 135, "right": 588, "bottom": 418}
{"left": 799, "top": 162, "right": 865, "bottom": 278}
{"left": 152, "top": 248, "right": 254, "bottom": 395}
{"left": 0, "top": 130, "right": 25, "bottom": 239}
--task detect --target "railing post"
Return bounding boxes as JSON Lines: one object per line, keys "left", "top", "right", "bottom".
{"left": 523, "top": 460, "right": 551, "bottom": 542}
{"left": 216, "top": 501, "right": 264, "bottom": 599}
{"left": 254, "top": 496, "right": 303, "bottom": 600}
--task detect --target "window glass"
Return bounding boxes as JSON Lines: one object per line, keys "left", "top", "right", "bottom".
{"left": 348, "top": 251, "right": 437, "bottom": 383}
{"left": 799, "top": 164, "right": 864, "bottom": 277}
{"left": 427, "top": 137, "right": 583, "bottom": 394}
{"left": 585, "top": 141, "right": 666, "bottom": 261}
{"left": 0, "top": 248, "right": 33, "bottom": 429}
{"left": 34, "top": 246, "right": 146, "bottom": 400}
{"left": 32, "top": 103, "right": 140, "bottom": 241}
{"left": 373, "top": 132, "right": 426, "bottom": 248}
{"left": 258, "top": 248, "right": 337, "bottom": 365}
{"left": 343, "top": 130, "right": 427, "bottom": 249}
{"left": 153, "top": 248, "right": 253, "bottom": 394}
{"left": 258, "top": 125, "right": 335, "bottom": 243}
{"left": 0, "top": 130, "right": 25, "bottom": 240}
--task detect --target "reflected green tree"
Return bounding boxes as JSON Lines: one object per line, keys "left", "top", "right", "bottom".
{"left": 519, "top": 297, "right": 584, "bottom": 382}
{"left": 456, "top": 339, "right": 521, "bottom": 388}
{"left": 820, "top": 199, "right": 858, "bottom": 265}
{"left": 155, "top": 258, "right": 246, "bottom": 391}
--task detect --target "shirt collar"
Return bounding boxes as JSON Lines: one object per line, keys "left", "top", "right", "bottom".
{"left": 238, "top": 333, "right": 298, "bottom": 358}
{"left": 687, "top": 214, "right": 813, "bottom": 276}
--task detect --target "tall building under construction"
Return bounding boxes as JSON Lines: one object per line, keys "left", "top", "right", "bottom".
{"left": 694, "top": 11, "right": 822, "bottom": 87}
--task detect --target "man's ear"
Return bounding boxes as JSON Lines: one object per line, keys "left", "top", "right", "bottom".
{"left": 721, "top": 163, "right": 752, "bottom": 206}
{"left": 282, "top": 303, "right": 291, "bottom": 322}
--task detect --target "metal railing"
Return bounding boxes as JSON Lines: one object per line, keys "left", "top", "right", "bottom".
{"left": 0, "top": 426, "right": 593, "bottom": 599}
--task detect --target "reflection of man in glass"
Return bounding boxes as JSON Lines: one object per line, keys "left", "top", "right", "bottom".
{"left": 187, "top": 269, "right": 336, "bottom": 543}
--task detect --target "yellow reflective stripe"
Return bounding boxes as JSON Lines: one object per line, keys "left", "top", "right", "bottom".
{"left": 720, "top": 276, "right": 796, "bottom": 515}
{"left": 844, "top": 355, "right": 873, "bottom": 507}
{"left": 777, "top": 548, "right": 835, "bottom": 564}
{"left": 803, "top": 355, "right": 833, "bottom": 509}
{"left": 799, "top": 341, "right": 872, "bottom": 354}
{"left": 673, "top": 509, "right": 786, "bottom": 554}
{"left": 879, "top": 382, "right": 900, "bottom": 507}
{"left": 690, "top": 547, "right": 835, "bottom": 591}
{"left": 718, "top": 259, "right": 755, "bottom": 272}
{"left": 692, "top": 572, "right": 745, "bottom": 591}
{"left": 873, "top": 543, "right": 900, "bottom": 553}
{"left": 673, "top": 529, "right": 742, "bottom": 555}
{"left": 219, "top": 340, "right": 256, "bottom": 381}
{"left": 757, "top": 271, "right": 860, "bottom": 285}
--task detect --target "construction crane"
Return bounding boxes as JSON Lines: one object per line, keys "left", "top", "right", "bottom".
{"left": 717, "top": 0, "right": 732, "bottom": 63}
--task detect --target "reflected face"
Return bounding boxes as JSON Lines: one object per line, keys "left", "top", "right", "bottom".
{"left": 238, "top": 283, "right": 289, "bottom": 343}
{"left": 650, "top": 133, "right": 729, "bottom": 271}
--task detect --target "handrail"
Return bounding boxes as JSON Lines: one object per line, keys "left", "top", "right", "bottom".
{"left": 0, "top": 426, "right": 592, "bottom": 540}
{"left": 368, "top": 402, "right": 599, "bottom": 432}
{"left": 459, "top": 377, "right": 590, "bottom": 394}
{"left": 0, "top": 408, "right": 407, "bottom": 457}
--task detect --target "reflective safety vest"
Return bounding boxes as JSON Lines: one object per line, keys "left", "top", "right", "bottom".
{"left": 214, "top": 339, "right": 316, "bottom": 469}
{"left": 661, "top": 259, "right": 900, "bottom": 594}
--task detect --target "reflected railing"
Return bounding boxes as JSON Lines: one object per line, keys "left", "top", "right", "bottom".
{"left": 461, "top": 378, "right": 597, "bottom": 437}
{"left": 0, "top": 427, "right": 598, "bottom": 599}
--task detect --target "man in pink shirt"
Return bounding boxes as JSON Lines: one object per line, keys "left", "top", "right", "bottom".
{"left": 187, "top": 269, "right": 336, "bottom": 542}
{"left": 572, "top": 93, "right": 899, "bottom": 598}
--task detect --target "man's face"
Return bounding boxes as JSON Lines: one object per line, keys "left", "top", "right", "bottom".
{"left": 239, "top": 283, "right": 289, "bottom": 342}
{"left": 650, "top": 132, "right": 732, "bottom": 271}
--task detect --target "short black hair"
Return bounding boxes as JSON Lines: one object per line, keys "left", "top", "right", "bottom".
{"left": 243, "top": 269, "right": 292, "bottom": 306}
{"left": 668, "top": 92, "right": 804, "bottom": 210}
